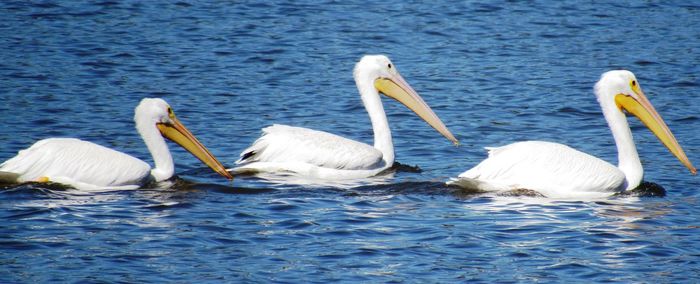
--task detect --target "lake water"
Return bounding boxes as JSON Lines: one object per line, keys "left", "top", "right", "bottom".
{"left": 2, "top": 1, "right": 700, "bottom": 282}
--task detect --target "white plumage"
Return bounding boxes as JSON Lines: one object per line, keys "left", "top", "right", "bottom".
{"left": 238, "top": 124, "right": 384, "bottom": 170}
{"left": 234, "top": 125, "right": 386, "bottom": 179}
{"left": 1, "top": 138, "right": 151, "bottom": 190}
{"left": 449, "top": 70, "right": 695, "bottom": 199}
{"left": 233, "top": 55, "right": 458, "bottom": 180}
{"left": 452, "top": 141, "right": 625, "bottom": 198}
{"left": 0, "top": 98, "right": 232, "bottom": 190}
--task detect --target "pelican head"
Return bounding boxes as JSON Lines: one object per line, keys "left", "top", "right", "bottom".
{"left": 596, "top": 70, "right": 696, "bottom": 174}
{"left": 135, "top": 98, "right": 233, "bottom": 180}
{"left": 354, "top": 55, "right": 459, "bottom": 145}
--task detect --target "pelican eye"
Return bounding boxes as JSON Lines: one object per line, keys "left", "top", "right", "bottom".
{"left": 387, "top": 63, "right": 392, "bottom": 69}
{"left": 631, "top": 80, "right": 636, "bottom": 86}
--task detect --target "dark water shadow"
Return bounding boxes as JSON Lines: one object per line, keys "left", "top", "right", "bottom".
{"left": 153, "top": 176, "right": 276, "bottom": 195}
{"left": 444, "top": 180, "right": 667, "bottom": 200}
{"left": 0, "top": 171, "right": 667, "bottom": 201}
{"left": 1, "top": 181, "right": 74, "bottom": 196}
{"left": 612, "top": 181, "right": 666, "bottom": 198}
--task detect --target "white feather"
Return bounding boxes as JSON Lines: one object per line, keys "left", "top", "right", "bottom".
{"left": 449, "top": 141, "right": 625, "bottom": 198}
{"left": 236, "top": 124, "right": 384, "bottom": 170}
{"left": 0, "top": 138, "right": 150, "bottom": 190}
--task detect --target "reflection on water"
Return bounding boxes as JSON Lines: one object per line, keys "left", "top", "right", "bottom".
{"left": 236, "top": 171, "right": 396, "bottom": 189}
{"left": 593, "top": 200, "right": 672, "bottom": 236}
{"left": 459, "top": 195, "right": 679, "bottom": 276}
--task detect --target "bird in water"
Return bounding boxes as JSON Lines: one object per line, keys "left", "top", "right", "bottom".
{"left": 232, "top": 55, "right": 458, "bottom": 180}
{"left": 0, "top": 98, "right": 232, "bottom": 190}
{"left": 449, "top": 70, "right": 695, "bottom": 199}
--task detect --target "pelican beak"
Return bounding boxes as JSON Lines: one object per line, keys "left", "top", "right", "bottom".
{"left": 374, "top": 73, "right": 459, "bottom": 145}
{"left": 615, "top": 85, "right": 696, "bottom": 175}
{"left": 157, "top": 115, "right": 234, "bottom": 180}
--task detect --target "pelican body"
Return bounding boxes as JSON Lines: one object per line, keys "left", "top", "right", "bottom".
{"left": 233, "top": 55, "right": 458, "bottom": 179}
{"left": 0, "top": 98, "right": 232, "bottom": 190}
{"left": 450, "top": 70, "right": 695, "bottom": 198}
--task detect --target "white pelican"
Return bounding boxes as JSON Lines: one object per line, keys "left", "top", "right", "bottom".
{"left": 232, "top": 55, "right": 458, "bottom": 179}
{"left": 449, "top": 70, "right": 696, "bottom": 199}
{"left": 0, "top": 98, "right": 232, "bottom": 190}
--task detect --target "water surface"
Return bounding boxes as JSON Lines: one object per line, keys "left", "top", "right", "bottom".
{"left": 2, "top": 1, "right": 700, "bottom": 282}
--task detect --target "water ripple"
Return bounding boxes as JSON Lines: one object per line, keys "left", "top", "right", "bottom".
{"left": 2, "top": 1, "right": 700, "bottom": 282}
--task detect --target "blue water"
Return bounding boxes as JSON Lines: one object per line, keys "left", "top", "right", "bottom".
{"left": 2, "top": 1, "right": 700, "bottom": 282}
